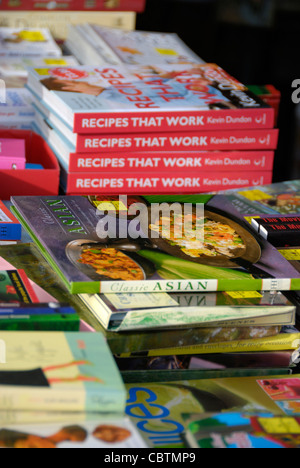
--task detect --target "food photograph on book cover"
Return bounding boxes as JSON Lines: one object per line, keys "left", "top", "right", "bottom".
{"left": 1, "top": 0, "right": 300, "bottom": 451}
{"left": 10, "top": 194, "right": 300, "bottom": 294}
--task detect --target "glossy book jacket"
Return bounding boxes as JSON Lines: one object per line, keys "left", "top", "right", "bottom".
{"left": 10, "top": 194, "right": 300, "bottom": 295}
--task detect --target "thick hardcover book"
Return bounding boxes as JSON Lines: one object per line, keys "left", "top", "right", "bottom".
{"left": 0, "top": 201, "right": 21, "bottom": 240}
{"left": 0, "top": 28, "right": 61, "bottom": 57}
{"left": 0, "top": 0, "right": 146, "bottom": 12}
{"left": 182, "top": 412, "right": 300, "bottom": 449}
{"left": 26, "top": 63, "right": 275, "bottom": 134}
{"left": 61, "top": 170, "right": 273, "bottom": 195}
{"left": 125, "top": 373, "right": 300, "bottom": 448}
{"left": 78, "top": 290, "right": 296, "bottom": 332}
{"left": 0, "top": 331, "right": 126, "bottom": 412}
{"left": 10, "top": 194, "right": 300, "bottom": 294}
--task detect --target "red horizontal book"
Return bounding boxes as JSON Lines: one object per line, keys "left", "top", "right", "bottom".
{"left": 61, "top": 170, "right": 273, "bottom": 194}
{"left": 72, "top": 129, "right": 279, "bottom": 154}
{"left": 0, "top": 0, "right": 146, "bottom": 11}
{"left": 68, "top": 150, "right": 275, "bottom": 173}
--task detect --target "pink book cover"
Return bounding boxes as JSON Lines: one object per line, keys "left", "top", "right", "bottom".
{"left": 0, "top": 138, "right": 26, "bottom": 169}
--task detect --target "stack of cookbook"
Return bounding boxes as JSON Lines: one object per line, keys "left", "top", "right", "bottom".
{"left": 27, "top": 25, "right": 278, "bottom": 195}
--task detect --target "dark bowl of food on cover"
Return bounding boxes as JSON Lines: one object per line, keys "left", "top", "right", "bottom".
{"left": 65, "top": 239, "right": 155, "bottom": 282}
{"left": 145, "top": 207, "right": 262, "bottom": 269}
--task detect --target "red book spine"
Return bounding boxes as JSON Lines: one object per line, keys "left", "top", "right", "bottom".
{"left": 69, "top": 150, "right": 275, "bottom": 173}
{"left": 74, "top": 108, "right": 275, "bottom": 134}
{"left": 0, "top": 0, "right": 146, "bottom": 11}
{"left": 64, "top": 171, "right": 273, "bottom": 194}
{"left": 75, "top": 129, "right": 279, "bottom": 153}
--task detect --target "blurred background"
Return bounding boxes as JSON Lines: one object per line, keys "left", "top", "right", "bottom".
{"left": 136, "top": 0, "right": 300, "bottom": 183}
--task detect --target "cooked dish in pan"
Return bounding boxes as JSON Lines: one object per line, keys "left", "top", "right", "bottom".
{"left": 149, "top": 213, "right": 246, "bottom": 258}
{"left": 78, "top": 247, "right": 145, "bottom": 281}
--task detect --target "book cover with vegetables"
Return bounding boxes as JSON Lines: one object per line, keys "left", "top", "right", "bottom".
{"left": 10, "top": 194, "right": 300, "bottom": 294}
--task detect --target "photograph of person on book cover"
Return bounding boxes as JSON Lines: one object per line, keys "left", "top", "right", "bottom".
{"left": 39, "top": 65, "right": 238, "bottom": 111}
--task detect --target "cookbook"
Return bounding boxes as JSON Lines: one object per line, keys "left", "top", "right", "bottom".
{"left": 26, "top": 63, "right": 275, "bottom": 134}
{"left": 10, "top": 194, "right": 300, "bottom": 294}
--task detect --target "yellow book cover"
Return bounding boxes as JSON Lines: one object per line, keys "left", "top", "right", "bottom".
{"left": 0, "top": 331, "right": 126, "bottom": 413}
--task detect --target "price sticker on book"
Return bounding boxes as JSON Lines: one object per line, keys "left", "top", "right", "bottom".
{"left": 18, "top": 31, "right": 46, "bottom": 42}
{"left": 226, "top": 291, "right": 263, "bottom": 299}
{"left": 257, "top": 417, "right": 300, "bottom": 434}
{"left": 94, "top": 200, "right": 128, "bottom": 212}
{"left": 278, "top": 249, "right": 300, "bottom": 261}
{"left": 44, "top": 59, "right": 68, "bottom": 66}
{"left": 155, "top": 48, "right": 179, "bottom": 56}
{"left": 244, "top": 216, "right": 261, "bottom": 225}
{"left": 238, "top": 189, "right": 273, "bottom": 201}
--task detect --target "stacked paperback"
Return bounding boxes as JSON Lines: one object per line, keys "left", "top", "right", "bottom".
{"left": 26, "top": 26, "right": 278, "bottom": 195}
{"left": 0, "top": 27, "right": 67, "bottom": 129}
{"left": 9, "top": 192, "right": 300, "bottom": 381}
{"left": 0, "top": 27, "right": 80, "bottom": 130}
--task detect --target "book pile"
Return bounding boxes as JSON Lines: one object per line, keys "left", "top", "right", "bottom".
{"left": 0, "top": 27, "right": 67, "bottom": 128}
{"left": 0, "top": 181, "right": 297, "bottom": 448}
{"left": 23, "top": 25, "right": 278, "bottom": 196}
{"left": 0, "top": 16, "right": 298, "bottom": 449}
{"left": 8, "top": 192, "right": 300, "bottom": 379}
